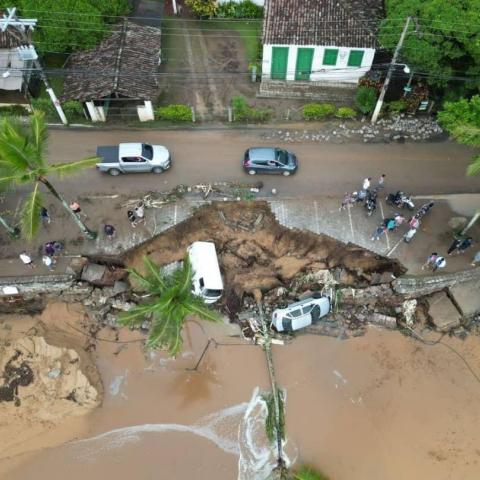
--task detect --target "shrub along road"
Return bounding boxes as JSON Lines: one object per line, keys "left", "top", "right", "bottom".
{"left": 42, "top": 128, "right": 480, "bottom": 198}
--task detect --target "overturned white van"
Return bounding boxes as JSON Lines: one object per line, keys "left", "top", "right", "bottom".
{"left": 187, "top": 241, "right": 223, "bottom": 304}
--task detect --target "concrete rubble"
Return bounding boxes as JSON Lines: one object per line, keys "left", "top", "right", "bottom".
{"left": 427, "top": 292, "right": 462, "bottom": 332}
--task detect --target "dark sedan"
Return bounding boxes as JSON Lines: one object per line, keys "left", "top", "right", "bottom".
{"left": 243, "top": 147, "right": 298, "bottom": 176}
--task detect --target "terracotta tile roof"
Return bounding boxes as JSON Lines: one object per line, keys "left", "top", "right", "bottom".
{"left": 62, "top": 20, "right": 161, "bottom": 102}
{"left": 262, "top": 0, "right": 384, "bottom": 48}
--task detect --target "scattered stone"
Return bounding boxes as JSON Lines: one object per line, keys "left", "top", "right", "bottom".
{"left": 427, "top": 292, "right": 462, "bottom": 332}
{"left": 113, "top": 281, "right": 129, "bottom": 296}
{"left": 66, "top": 257, "right": 88, "bottom": 278}
{"left": 81, "top": 263, "right": 107, "bottom": 286}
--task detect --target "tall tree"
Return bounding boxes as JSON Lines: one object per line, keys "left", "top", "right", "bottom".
{"left": 0, "top": 0, "right": 131, "bottom": 53}
{"left": 0, "top": 112, "right": 98, "bottom": 240}
{"left": 379, "top": 1, "right": 480, "bottom": 92}
{"left": 119, "top": 256, "right": 221, "bottom": 356}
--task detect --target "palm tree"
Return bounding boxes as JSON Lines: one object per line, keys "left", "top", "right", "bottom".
{"left": 0, "top": 112, "right": 99, "bottom": 240}
{"left": 0, "top": 214, "right": 19, "bottom": 238}
{"left": 119, "top": 256, "right": 221, "bottom": 356}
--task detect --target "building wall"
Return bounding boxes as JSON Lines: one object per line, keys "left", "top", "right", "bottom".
{"left": 262, "top": 44, "right": 375, "bottom": 83}
{"left": 0, "top": 48, "right": 25, "bottom": 91}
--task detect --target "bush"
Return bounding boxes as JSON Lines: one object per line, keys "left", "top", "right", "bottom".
{"left": 186, "top": 0, "right": 217, "bottom": 17}
{"left": 62, "top": 100, "right": 85, "bottom": 119}
{"left": 155, "top": 104, "right": 192, "bottom": 122}
{"left": 216, "top": 0, "right": 263, "bottom": 18}
{"left": 335, "top": 106, "right": 356, "bottom": 119}
{"left": 232, "top": 96, "right": 271, "bottom": 123}
{"left": 302, "top": 103, "right": 336, "bottom": 121}
{"left": 355, "top": 86, "right": 377, "bottom": 115}
{"left": 30, "top": 97, "right": 57, "bottom": 120}
{"left": 0, "top": 105, "right": 30, "bottom": 116}
{"left": 387, "top": 100, "right": 407, "bottom": 113}
{"left": 293, "top": 465, "right": 330, "bottom": 480}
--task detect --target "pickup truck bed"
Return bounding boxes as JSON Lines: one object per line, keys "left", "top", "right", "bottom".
{"left": 97, "top": 146, "right": 119, "bottom": 163}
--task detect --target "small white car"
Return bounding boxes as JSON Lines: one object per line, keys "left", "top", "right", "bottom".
{"left": 271, "top": 294, "right": 331, "bottom": 332}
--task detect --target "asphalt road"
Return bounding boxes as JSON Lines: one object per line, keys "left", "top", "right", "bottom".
{"left": 46, "top": 128, "right": 480, "bottom": 198}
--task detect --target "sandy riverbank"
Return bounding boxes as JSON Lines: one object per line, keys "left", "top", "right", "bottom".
{"left": 1, "top": 302, "right": 480, "bottom": 479}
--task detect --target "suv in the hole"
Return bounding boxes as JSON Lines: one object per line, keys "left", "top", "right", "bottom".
{"left": 271, "top": 294, "right": 331, "bottom": 332}
{"left": 243, "top": 147, "right": 298, "bottom": 176}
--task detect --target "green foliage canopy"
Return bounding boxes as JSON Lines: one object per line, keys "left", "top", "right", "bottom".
{"left": 0, "top": 0, "right": 131, "bottom": 53}
{"left": 438, "top": 95, "right": 480, "bottom": 175}
{"left": 379, "top": 0, "right": 480, "bottom": 90}
{"left": 355, "top": 86, "right": 378, "bottom": 114}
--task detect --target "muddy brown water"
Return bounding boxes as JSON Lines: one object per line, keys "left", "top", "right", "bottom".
{"left": 2, "top": 304, "right": 480, "bottom": 480}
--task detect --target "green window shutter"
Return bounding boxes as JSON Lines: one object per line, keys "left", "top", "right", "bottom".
{"left": 271, "top": 47, "right": 289, "bottom": 80}
{"left": 295, "top": 48, "right": 314, "bottom": 80}
{"left": 347, "top": 50, "right": 364, "bottom": 67}
{"left": 323, "top": 48, "right": 338, "bottom": 66}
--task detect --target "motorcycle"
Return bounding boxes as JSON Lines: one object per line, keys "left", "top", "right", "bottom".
{"left": 364, "top": 191, "right": 377, "bottom": 216}
{"left": 404, "top": 217, "right": 420, "bottom": 243}
{"left": 386, "top": 191, "right": 415, "bottom": 210}
{"left": 414, "top": 201, "right": 435, "bottom": 219}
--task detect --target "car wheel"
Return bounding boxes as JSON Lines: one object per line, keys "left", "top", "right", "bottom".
{"left": 152, "top": 167, "right": 163, "bottom": 174}
{"left": 248, "top": 169, "right": 256, "bottom": 175}
{"left": 108, "top": 168, "right": 120, "bottom": 176}
{"left": 282, "top": 171, "right": 291, "bottom": 176}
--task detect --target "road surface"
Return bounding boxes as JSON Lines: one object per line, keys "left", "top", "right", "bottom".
{"left": 45, "top": 128, "right": 480, "bottom": 197}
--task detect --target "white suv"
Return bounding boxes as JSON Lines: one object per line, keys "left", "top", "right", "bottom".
{"left": 271, "top": 294, "right": 331, "bottom": 332}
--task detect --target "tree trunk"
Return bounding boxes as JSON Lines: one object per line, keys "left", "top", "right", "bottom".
{"left": 39, "top": 177, "right": 97, "bottom": 240}
{"left": 0, "top": 215, "right": 19, "bottom": 238}
{"left": 256, "top": 300, "right": 287, "bottom": 475}
{"left": 461, "top": 210, "right": 480, "bottom": 235}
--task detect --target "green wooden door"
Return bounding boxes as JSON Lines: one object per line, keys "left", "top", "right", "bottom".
{"left": 271, "top": 47, "right": 289, "bottom": 80}
{"left": 295, "top": 48, "right": 314, "bottom": 80}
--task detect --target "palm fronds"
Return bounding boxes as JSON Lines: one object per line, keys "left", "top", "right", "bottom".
{"left": 466, "top": 154, "right": 480, "bottom": 177}
{"left": 293, "top": 465, "right": 330, "bottom": 480}
{"left": 49, "top": 156, "right": 99, "bottom": 177}
{"left": 20, "top": 183, "right": 42, "bottom": 241}
{"left": 119, "top": 256, "right": 221, "bottom": 357}
{"left": 29, "top": 111, "right": 48, "bottom": 160}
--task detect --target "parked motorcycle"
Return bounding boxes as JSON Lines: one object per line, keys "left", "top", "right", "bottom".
{"left": 414, "top": 201, "right": 435, "bottom": 220}
{"left": 364, "top": 191, "right": 377, "bottom": 216}
{"left": 386, "top": 191, "right": 415, "bottom": 210}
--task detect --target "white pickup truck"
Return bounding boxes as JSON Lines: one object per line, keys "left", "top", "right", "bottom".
{"left": 96, "top": 143, "right": 171, "bottom": 176}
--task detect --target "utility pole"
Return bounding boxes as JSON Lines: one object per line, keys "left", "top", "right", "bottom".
{"left": 0, "top": 8, "right": 68, "bottom": 125}
{"left": 371, "top": 16, "right": 411, "bottom": 124}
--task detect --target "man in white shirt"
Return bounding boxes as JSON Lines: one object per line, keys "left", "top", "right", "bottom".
{"left": 42, "top": 255, "right": 55, "bottom": 271}
{"left": 362, "top": 177, "right": 372, "bottom": 191}
{"left": 19, "top": 251, "right": 35, "bottom": 269}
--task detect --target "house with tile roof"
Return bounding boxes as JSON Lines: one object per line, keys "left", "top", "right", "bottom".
{"left": 259, "top": 0, "right": 384, "bottom": 100}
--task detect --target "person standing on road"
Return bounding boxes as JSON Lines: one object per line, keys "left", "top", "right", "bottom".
{"left": 134, "top": 201, "right": 145, "bottom": 225}
{"left": 362, "top": 177, "right": 372, "bottom": 191}
{"left": 472, "top": 251, "right": 480, "bottom": 267}
{"left": 447, "top": 237, "right": 462, "bottom": 255}
{"left": 42, "top": 254, "right": 56, "bottom": 271}
{"left": 371, "top": 225, "right": 386, "bottom": 241}
{"left": 70, "top": 200, "right": 87, "bottom": 219}
{"left": 422, "top": 252, "right": 438, "bottom": 270}
{"left": 19, "top": 251, "right": 35, "bottom": 269}
{"left": 394, "top": 214, "right": 405, "bottom": 227}
{"left": 44, "top": 242, "right": 56, "bottom": 257}
{"left": 40, "top": 207, "right": 51, "bottom": 225}
{"left": 457, "top": 237, "right": 473, "bottom": 254}
{"left": 127, "top": 210, "right": 137, "bottom": 228}
{"left": 104, "top": 224, "right": 116, "bottom": 240}
{"left": 377, "top": 174, "right": 386, "bottom": 189}
{"left": 433, "top": 256, "right": 446, "bottom": 272}
{"left": 340, "top": 192, "right": 354, "bottom": 211}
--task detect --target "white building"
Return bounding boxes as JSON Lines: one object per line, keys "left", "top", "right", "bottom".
{"left": 260, "top": 0, "right": 383, "bottom": 99}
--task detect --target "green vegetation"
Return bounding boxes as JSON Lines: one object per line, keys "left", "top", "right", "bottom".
{"left": 0, "top": 0, "right": 131, "bottom": 53}
{"left": 379, "top": 0, "right": 480, "bottom": 94}
{"left": 30, "top": 98, "right": 57, "bottom": 121}
{"left": 232, "top": 96, "right": 271, "bottom": 123}
{"left": 216, "top": 0, "right": 263, "bottom": 18}
{"left": 119, "top": 256, "right": 221, "bottom": 356}
{"left": 0, "top": 112, "right": 98, "bottom": 240}
{"left": 335, "top": 106, "right": 357, "bottom": 119}
{"left": 263, "top": 389, "right": 285, "bottom": 443}
{"left": 155, "top": 104, "right": 193, "bottom": 122}
{"left": 438, "top": 95, "right": 480, "bottom": 176}
{"left": 387, "top": 99, "right": 407, "bottom": 114}
{"left": 292, "top": 465, "right": 330, "bottom": 480}
{"left": 186, "top": 0, "right": 217, "bottom": 17}
{"left": 302, "top": 103, "right": 336, "bottom": 121}
{"left": 355, "top": 86, "right": 378, "bottom": 114}
{"left": 0, "top": 105, "right": 30, "bottom": 117}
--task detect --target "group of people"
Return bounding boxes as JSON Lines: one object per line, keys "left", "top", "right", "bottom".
{"left": 340, "top": 174, "right": 385, "bottom": 212}
{"left": 18, "top": 199, "right": 148, "bottom": 270}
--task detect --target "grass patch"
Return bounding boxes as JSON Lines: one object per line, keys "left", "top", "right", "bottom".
{"left": 198, "top": 19, "right": 262, "bottom": 63}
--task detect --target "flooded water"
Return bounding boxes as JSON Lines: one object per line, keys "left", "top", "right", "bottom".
{"left": 2, "top": 307, "right": 480, "bottom": 480}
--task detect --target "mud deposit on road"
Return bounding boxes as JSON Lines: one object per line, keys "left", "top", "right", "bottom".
{"left": 2, "top": 304, "right": 480, "bottom": 480}
{"left": 125, "top": 202, "right": 404, "bottom": 308}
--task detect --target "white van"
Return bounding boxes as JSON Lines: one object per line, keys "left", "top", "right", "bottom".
{"left": 187, "top": 241, "right": 223, "bottom": 304}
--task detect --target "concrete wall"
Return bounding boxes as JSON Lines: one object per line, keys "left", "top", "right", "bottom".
{"left": 262, "top": 44, "right": 375, "bottom": 83}
{"left": 0, "top": 48, "right": 25, "bottom": 90}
